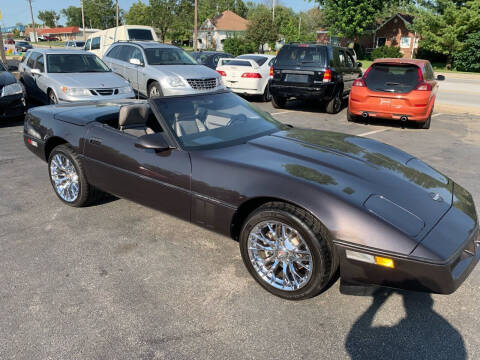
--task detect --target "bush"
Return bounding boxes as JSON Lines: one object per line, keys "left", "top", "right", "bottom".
{"left": 371, "top": 46, "right": 402, "bottom": 60}
{"left": 223, "top": 36, "right": 256, "bottom": 57}
{"left": 416, "top": 47, "right": 448, "bottom": 64}
{"left": 454, "top": 32, "right": 480, "bottom": 73}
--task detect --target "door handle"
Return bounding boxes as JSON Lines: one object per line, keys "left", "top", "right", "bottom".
{"left": 89, "top": 137, "right": 103, "bottom": 145}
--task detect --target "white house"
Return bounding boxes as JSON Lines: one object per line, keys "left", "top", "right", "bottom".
{"left": 196, "top": 10, "right": 249, "bottom": 51}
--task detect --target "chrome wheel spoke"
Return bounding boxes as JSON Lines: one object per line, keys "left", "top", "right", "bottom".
{"left": 247, "top": 220, "right": 313, "bottom": 291}
{"left": 50, "top": 154, "right": 79, "bottom": 203}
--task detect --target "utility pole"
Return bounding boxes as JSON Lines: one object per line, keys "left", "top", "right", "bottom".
{"left": 81, "top": 0, "right": 86, "bottom": 41}
{"left": 116, "top": 0, "right": 119, "bottom": 28}
{"left": 298, "top": 16, "right": 301, "bottom": 38}
{"left": 272, "top": 0, "right": 275, "bottom": 22}
{"left": 0, "top": 30, "right": 6, "bottom": 65}
{"left": 193, "top": 0, "right": 198, "bottom": 51}
{"left": 27, "top": 0, "right": 37, "bottom": 43}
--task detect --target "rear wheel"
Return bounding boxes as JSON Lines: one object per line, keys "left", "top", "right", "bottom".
{"left": 239, "top": 202, "right": 336, "bottom": 300}
{"left": 326, "top": 89, "right": 342, "bottom": 114}
{"left": 271, "top": 95, "right": 286, "bottom": 109}
{"left": 347, "top": 110, "right": 358, "bottom": 122}
{"left": 419, "top": 113, "right": 432, "bottom": 129}
{"left": 48, "top": 144, "right": 104, "bottom": 207}
{"left": 262, "top": 83, "right": 272, "bottom": 102}
{"left": 148, "top": 81, "right": 163, "bottom": 98}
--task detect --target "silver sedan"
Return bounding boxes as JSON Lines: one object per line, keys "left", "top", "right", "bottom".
{"left": 19, "top": 49, "right": 134, "bottom": 104}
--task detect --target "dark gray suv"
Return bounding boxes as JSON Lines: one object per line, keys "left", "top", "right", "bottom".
{"left": 270, "top": 43, "right": 362, "bottom": 113}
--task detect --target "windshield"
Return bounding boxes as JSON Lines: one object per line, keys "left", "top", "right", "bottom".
{"left": 276, "top": 45, "right": 327, "bottom": 66}
{"left": 128, "top": 29, "right": 154, "bottom": 40}
{"left": 224, "top": 60, "right": 251, "bottom": 67}
{"left": 365, "top": 64, "right": 419, "bottom": 93}
{"left": 47, "top": 54, "right": 110, "bottom": 73}
{"left": 152, "top": 92, "right": 288, "bottom": 150}
{"left": 75, "top": 41, "right": 85, "bottom": 47}
{"left": 145, "top": 48, "right": 197, "bottom": 65}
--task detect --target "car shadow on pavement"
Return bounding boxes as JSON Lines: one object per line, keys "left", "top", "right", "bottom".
{"left": 349, "top": 116, "right": 421, "bottom": 130}
{"left": 0, "top": 118, "right": 24, "bottom": 128}
{"left": 345, "top": 288, "right": 466, "bottom": 360}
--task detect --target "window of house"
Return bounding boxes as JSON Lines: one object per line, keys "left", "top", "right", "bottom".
{"left": 400, "top": 37, "right": 411, "bottom": 48}
{"left": 377, "top": 37, "right": 386, "bottom": 47}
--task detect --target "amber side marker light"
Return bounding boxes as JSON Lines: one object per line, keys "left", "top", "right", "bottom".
{"left": 346, "top": 250, "right": 395, "bottom": 269}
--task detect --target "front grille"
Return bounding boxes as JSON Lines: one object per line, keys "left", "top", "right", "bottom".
{"left": 90, "top": 88, "right": 117, "bottom": 96}
{"left": 187, "top": 78, "right": 217, "bottom": 90}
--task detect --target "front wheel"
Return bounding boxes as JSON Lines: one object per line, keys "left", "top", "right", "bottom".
{"left": 48, "top": 89, "right": 58, "bottom": 104}
{"left": 239, "top": 202, "right": 336, "bottom": 300}
{"left": 48, "top": 145, "right": 104, "bottom": 207}
{"left": 148, "top": 81, "right": 163, "bottom": 98}
{"left": 419, "top": 113, "right": 432, "bottom": 129}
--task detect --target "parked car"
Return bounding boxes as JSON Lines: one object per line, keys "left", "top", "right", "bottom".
{"left": 102, "top": 41, "right": 224, "bottom": 98}
{"left": 85, "top": 25, "right": 158, "bottom": 58}
{"left": 65, "top": 41, "right": 85, "bottom": 48}
{"left": 19, "top": 49, "right": 134, "bottom": 104}
{"left": 0, "top": 61, "right": 26, "bottom": 121}
{"left": 40, "top": 35, "right": 60, "bottom": 42}
{"left": 4, "top": 38, "right": 15, "bottom": 45}
{"left": 23, "top": 90, "right": 479, "bottom": 300}
{"left": 270, "top": 43, "right": 362, "bottom": 113}
{"left": 215, "top": 54, "right": 276, "bottom": 101}
{"left": 348, "top": 58, "right": 444, "bottom": 129}
{"left": 190, "top": 51, "right": 234, "bottom": 69}
{"left": 15, "top": 41, "right": 33, "bottom": 52}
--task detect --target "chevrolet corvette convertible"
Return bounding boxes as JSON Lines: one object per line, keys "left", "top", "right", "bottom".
{"left": 24, "top": 90, "right": 479, "bottom": 300}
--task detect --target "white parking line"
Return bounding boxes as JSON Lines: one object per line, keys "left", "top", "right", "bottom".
{"left": 357, "top": 129, "right": 388, "bottom": 137}
{"left": 432, "top": 113, "right": 443, "bottom": 118}
{"left": 270, "top": 111, "right": 293, "bottom": 116}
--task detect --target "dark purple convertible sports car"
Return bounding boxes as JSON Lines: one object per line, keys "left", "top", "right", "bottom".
{"left": 24, "top": 90, "right": 479, "bottom": 299}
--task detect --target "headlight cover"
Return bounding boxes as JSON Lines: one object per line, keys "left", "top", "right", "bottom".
{"left": 61, "top": 86, "right": 91, "bottom": 97}
{"left": 117, "top": 86, "right": 133, "bottom": 94}
{"left": 166, "top": 76, "right": 186, "bottom": 88}
{"left": 1, "top": 83, "right": 23, "bottom": 97}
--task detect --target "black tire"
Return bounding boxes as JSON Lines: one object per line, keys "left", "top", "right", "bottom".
{"left": 326, "top": 88, "right": 342, "bottom": 114}
{"left": 271, "top": 95, "right": 286, "bottom": 109}
{"left": 419, "top": 113, "right": 431, "bottom": 129}
{"left": 48, "top": 144, "right": 105, "bottom": 207}
{"left": 262, "top": 83, "right": 272, "bottom": 102}
{"left": 347, "top": 110, "right": 358, "bottom": 122}
{"left": 48, "top": 89, "right": 58, "bottom": 104}
{"left": 148, "top": 81, "right": 163, "bottom": 98}
{"left": 239, "top": 201, "right": 337, "bottom": 300}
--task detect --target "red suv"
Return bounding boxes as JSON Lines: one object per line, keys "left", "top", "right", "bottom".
{"left": 348, "top": 58, "right": 444, "bottom": 129}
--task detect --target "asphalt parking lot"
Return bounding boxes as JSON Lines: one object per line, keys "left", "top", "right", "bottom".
{"left": 1, "top": 101, "right": 480, "bottom": 359}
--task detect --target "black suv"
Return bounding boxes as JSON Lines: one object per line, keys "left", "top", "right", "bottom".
{"left": 270, "top": 43, "right": 362, "bottom": 113}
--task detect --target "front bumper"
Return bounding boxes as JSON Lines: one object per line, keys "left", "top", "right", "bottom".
{"left": 58, "top": 92, "right": 135, "bottom": 103}
{"left": 270, "top": 83, "right": 334, "bottom": 101}
{"left": 0, "top": 94, "right": 26, "bottom": 120}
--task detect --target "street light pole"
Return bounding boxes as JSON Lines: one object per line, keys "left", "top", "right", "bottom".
{"left": 81, "top": 0, "right": 86, "bottom": 41}
{"left": 272, "top": 0, "right": 275, "bottom": 22}
{"left": 193, "top": 0, "right": 198, "bottom": 51}
{"left": 27, "top": 0, "right": 37, "bottom": 43}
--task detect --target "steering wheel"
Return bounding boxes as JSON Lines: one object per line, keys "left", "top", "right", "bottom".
{"left": 227, "top": 114, "right": 248, "bottom": 126}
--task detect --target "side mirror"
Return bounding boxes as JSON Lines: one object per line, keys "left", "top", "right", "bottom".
{"left": 31, "top": 68, "right": 41, "bottom": 75}
{"left": 356, "top": 62, "right": 363, "bottom": 68}
{"left": 8, "top": 64, "right": 18, "bottom": 71}
{"left": 135, "top": 133, "right": 172, "bottom": 151}
{"left": 129, "top": 58, "right": 143, "bottom": 66}
{"left": 436, "top": 74, "right": 445, "bottom": 81}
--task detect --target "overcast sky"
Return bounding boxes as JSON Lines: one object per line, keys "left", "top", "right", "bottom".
{"left": 1, "top": 0, "right": 314, "bottom": 27}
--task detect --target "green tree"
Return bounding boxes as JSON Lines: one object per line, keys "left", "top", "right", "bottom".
{"left": 61, "top": 6, "right": 83, "bottom": 27}
{"left": 170, "top": 0, "right": 195, "bottom": 42}
{"left": 454, "top": 31, "right": 480, "bottom": 72}
{"left": 223, "top": 35, "right": 256, "bottom": 56}
{"left": 245, "top": 5, "right": 277, "bottom": 52}
{"left": 199, "top": 0, "right": 248, "bottom": 24}
{"left": 125, "top": 0, "right": 152, "bottom": 25}
{"left": 149, "top": 0, "right": 179, "bottom": 43}
{"left": 84, "top": 0, "right": 118, "bottom": 29}
{"left": 412, "top": 0, "right": 480, "bottom": 66}
{"left": 316, "top": 0, "right": 394, "bottom": 40}
{"left": 38, "top": 10, "right": 60, "bottom": 28}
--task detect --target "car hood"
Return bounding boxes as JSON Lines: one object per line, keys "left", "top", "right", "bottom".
{"left": 149, "top": 64, "right": 219, "bottom": 80}
{"left": 0, "top": 71, "right": 17, "bottom": 88}
{"left": 48, "top": 72, "right": 129, "bottom": 88}
{"left": 238, "top": 128, "right": 453, "bottom": 240}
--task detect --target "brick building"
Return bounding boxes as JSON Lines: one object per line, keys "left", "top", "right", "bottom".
{"left": 374, "top": 14, "right": 418, "bottom": 58}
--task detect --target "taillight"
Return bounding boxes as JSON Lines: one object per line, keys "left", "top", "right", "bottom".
{"left": 217, "top": 70, "right": 226, "bottom": 76}
{"left": 241, "top": 72, "right": 262, "bottom": 78}
{"left": 323, "top": 69, "right": 332, "bottom": 82}
{"left": 269, "top": 66, "right": 273, "bottom": 78}
{"left": 352, "top": 78, "right": 366, "bottom": 87}
{"left": 415, "top": 81, "right": 432, "bottom": 91}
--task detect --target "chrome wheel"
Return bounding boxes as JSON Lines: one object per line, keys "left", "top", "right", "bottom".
{"left": 50, "top": 154, "right": 79, "bottom": 202}
{"left": 149, "top": 86, "right": 160, "bottom": 97}
{"left": 247, "top": 221, "right": 313, "bottom": 291}
{"left": 49, "top": 91, "right": 58, "bottom": 104}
